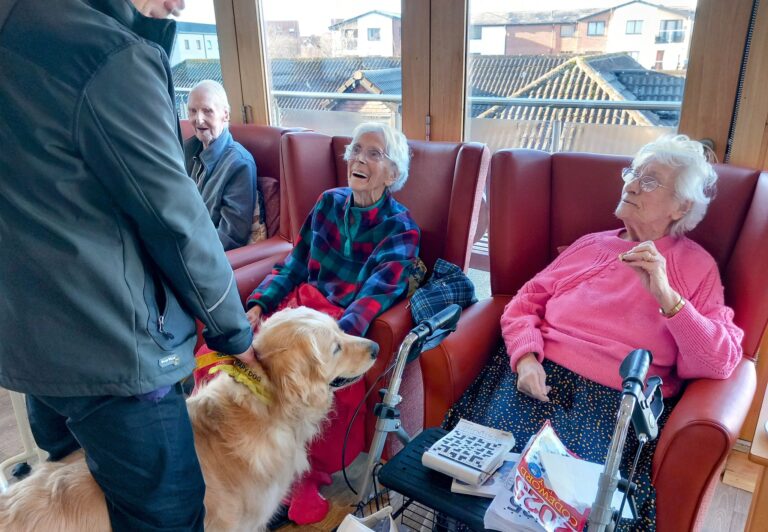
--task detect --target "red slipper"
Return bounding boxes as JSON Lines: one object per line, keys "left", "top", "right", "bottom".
{"left": 287, "top": 472, "right": 330, "bottom": 525}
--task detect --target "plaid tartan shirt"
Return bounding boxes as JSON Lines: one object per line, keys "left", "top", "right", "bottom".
{"left": 246, "top": 188, "right": 420, "bottom": 336}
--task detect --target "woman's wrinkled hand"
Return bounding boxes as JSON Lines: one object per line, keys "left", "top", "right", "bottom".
{"left": 246, "top": 305, "right": 263, "bottom": 333}
{"left": 618, "top": 240, "right": 679, "bottom": 311}
{"left": 516, "top": 353, "right": 551, "bottom": 402}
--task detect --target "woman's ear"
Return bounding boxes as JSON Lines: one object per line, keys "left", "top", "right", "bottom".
{"left": 385, "top": 169, "right": 397, "bottom": 188}
{"left": 672, "top": 199, "right": 693, "bottom": 221}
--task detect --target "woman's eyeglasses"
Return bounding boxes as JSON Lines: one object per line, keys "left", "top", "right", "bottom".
{"left": 621, "top": 167, "right": 670, "bottom": 193}
{"left": 350, "top": 144, "right": 391, "bottom": 163}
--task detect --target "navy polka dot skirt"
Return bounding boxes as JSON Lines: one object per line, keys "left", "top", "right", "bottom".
{"left": 444, "top": 342, "right": 676, "bottom": 531}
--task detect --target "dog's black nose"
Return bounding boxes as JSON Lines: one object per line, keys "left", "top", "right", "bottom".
{"left": 369, "top": 342, "right": 379, "bottom": 359}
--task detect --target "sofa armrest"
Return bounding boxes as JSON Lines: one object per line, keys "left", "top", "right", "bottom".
{"left": 226, "top": 235, "right": 293, "bottom": 270}
{"left": 233, "top": 252, "right": 290, "bottom": 304}
{"left": 652, "top": 358, "right": 756, "bottom": 531}
{"left": 194, "top": 252, "right": 289, "bottom": 352}
{"left": 420, "top": 296, "right": 511, "bottom": 427}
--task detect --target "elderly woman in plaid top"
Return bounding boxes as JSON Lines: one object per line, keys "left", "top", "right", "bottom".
{"left": 245, "top": 122, "right": 420, "bottom": 525}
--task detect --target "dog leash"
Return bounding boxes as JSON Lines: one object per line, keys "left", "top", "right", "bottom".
{"left": 195, "top": 352, "right": 273, "bottom": 405}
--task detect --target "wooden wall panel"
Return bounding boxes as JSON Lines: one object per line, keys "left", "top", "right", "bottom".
{"left": 212, "top": 0, "right": 245, "bottom": 124}
{"left": 678, "top": 0, "right": 754, "bottom": 162}
{"left": 727, "top": 0, "right": 768, "bottom": 443}
{"left": 729, "top": 0, "right": 768, "bottom": 169}
{"left": 229, "top": 0, "right": 271, "bottom": 125}
{"left": 401, "top": 0, "right": 431, "bottom": 140}
{"left": 429, "top": 0, "right": 466, "bottom": 142}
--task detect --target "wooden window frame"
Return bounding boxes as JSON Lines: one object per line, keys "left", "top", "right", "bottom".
{"left": 215, "top": 0, "right": 768, "bottom": 442}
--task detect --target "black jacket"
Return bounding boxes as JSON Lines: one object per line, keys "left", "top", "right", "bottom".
{"left": 0, "top": 0, "right": 252, "bottom": 396}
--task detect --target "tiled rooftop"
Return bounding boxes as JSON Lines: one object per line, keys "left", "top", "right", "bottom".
{"left": 172, "top": 53, "right": 684, "bottom": 143}
{"left": 354, "top": 68, "right": 402, "bottom": 95}
{"left": 470, "top": 53, "right": 684, "bottom": 149}
{"left": 270, "top": 57, "right": 400, "bottom": 110}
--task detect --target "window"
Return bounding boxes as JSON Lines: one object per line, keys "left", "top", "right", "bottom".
{"left": 655, "top": 50, "right": 665, "bottom": 70}
{"left": 626, "top": 20, "right": 643, "bottom": 34}
{"left": 260, "top": 1, "right": 403, "bottom": 135}
{"left": 343, "top": 28, "right": 358, "bottom": 50}
{"left": 587, "top": 21, "right": 605, "bottom": 36}
{"left": 169, "top": 1, "right": 221, "bottom": 120}
{"left": 469, "top": 25, "right": 482, "bottom": 40}
{"left": 464, "top": 0, "right": 695, "bottom": 160}
{"left": 657, "top": 20, "right": 684, "bottom": 43}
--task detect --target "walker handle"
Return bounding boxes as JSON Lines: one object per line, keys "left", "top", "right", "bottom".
{"left": 420, "top": 304, "right": 462, "bottom": 335}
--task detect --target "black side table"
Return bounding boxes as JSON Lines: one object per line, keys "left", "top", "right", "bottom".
{"left": 377, "top": 428, "right": 493, "bottom": 531}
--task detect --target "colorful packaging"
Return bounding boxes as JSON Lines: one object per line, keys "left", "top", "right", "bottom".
{"left": 513, "top": 421, "right": 588, "bottom": 532}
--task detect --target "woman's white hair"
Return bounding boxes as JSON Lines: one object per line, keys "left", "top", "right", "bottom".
{"left": 190, "top": 79, "right": 231, "bottom": 113}
{"left": 631, "top": 134, "right": 717, "bottom": 236}
{"left": 343, "top": 122, "right": 411, "bottom": 192}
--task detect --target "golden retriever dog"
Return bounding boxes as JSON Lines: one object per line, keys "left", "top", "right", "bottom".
{"left": 0, "top": 306, "right": 378, "bottom": 531}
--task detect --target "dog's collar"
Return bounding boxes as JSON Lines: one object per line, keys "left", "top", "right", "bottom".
{"left": 196, "top": 352, "right": 273, "bottom": 405}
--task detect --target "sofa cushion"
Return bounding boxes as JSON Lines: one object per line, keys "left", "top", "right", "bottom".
{"left": 258, "top": 175, "right": 280, "bottom": 237}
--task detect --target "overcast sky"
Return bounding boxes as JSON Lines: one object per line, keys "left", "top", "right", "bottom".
{"left": 177, "top": 0, "right": 698, "bottom": 35}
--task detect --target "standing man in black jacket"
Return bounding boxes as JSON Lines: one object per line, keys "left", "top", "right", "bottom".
{"left": 0, "top": 0, "right": 255, "bottom": 530}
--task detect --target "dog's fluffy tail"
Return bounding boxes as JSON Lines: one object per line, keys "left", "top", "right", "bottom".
{"left": 0, "top": 460, "right": 109, "bottom": 532}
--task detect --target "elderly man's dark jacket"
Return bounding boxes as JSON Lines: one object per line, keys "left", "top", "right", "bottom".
{"left": 184, "top": 128, "right": 257, "bottom": 250}
{"left": 0, "top": 0, "right": 252, "bottom": 396}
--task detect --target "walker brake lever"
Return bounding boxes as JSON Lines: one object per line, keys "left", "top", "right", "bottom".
{"left": 631, "top": 376, "right": 664, "bottom": 441}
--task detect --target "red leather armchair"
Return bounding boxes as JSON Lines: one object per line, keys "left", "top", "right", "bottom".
{"left": 237, "top": 131, "right": 490, "bottom": 446}
{"left": 179, "top": 121, "right": 303, "bottom": 271}
{"left": 421, "top": 149, "right": 768, "bottom": 531}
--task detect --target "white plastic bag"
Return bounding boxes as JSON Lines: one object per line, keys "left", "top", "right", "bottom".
{"left": 337, "top": 506, "right": 396, "bottom": 532}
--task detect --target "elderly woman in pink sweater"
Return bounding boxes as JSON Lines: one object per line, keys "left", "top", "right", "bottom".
{"left": 445, "top": 135, "right": 742, "bottom": 531}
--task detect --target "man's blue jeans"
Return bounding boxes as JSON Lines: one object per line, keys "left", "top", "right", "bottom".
{"left": 26, "top": 383, "right": 205, "bottom": 532}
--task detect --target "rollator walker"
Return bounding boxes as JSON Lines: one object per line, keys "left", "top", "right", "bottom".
{"left": 351, "top": 302, "right": 665, "bottom": 532}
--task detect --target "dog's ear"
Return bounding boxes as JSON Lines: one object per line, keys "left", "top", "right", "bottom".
{"left": 304, "top": 333, "right": 326, "bottom": 366}
{"left": 276, "top": 334, "right": 328, "bottom": 407}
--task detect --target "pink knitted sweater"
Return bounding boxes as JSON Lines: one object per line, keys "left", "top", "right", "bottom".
{"left": 501, "top": 229, "right": 744, "bottom": 397}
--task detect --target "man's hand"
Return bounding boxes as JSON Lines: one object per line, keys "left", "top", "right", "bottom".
{"left": 234, "top": 345, "right": 257, "bottom": 366}
{"left": 246, "top": 305, "right": 263, "bottom": 332}
{"left": 515, "top": 352, "right": 551, "bottom": 402}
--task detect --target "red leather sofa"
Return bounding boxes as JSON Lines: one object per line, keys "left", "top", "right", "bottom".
{"left": 420, "top": 149, "right": 768, "bottom": 531}
{"left": 236, "top": 131, "right": 490, "bottom": 447}
{"left": 179, "top": 121, "right": 303, "bottom": 271}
